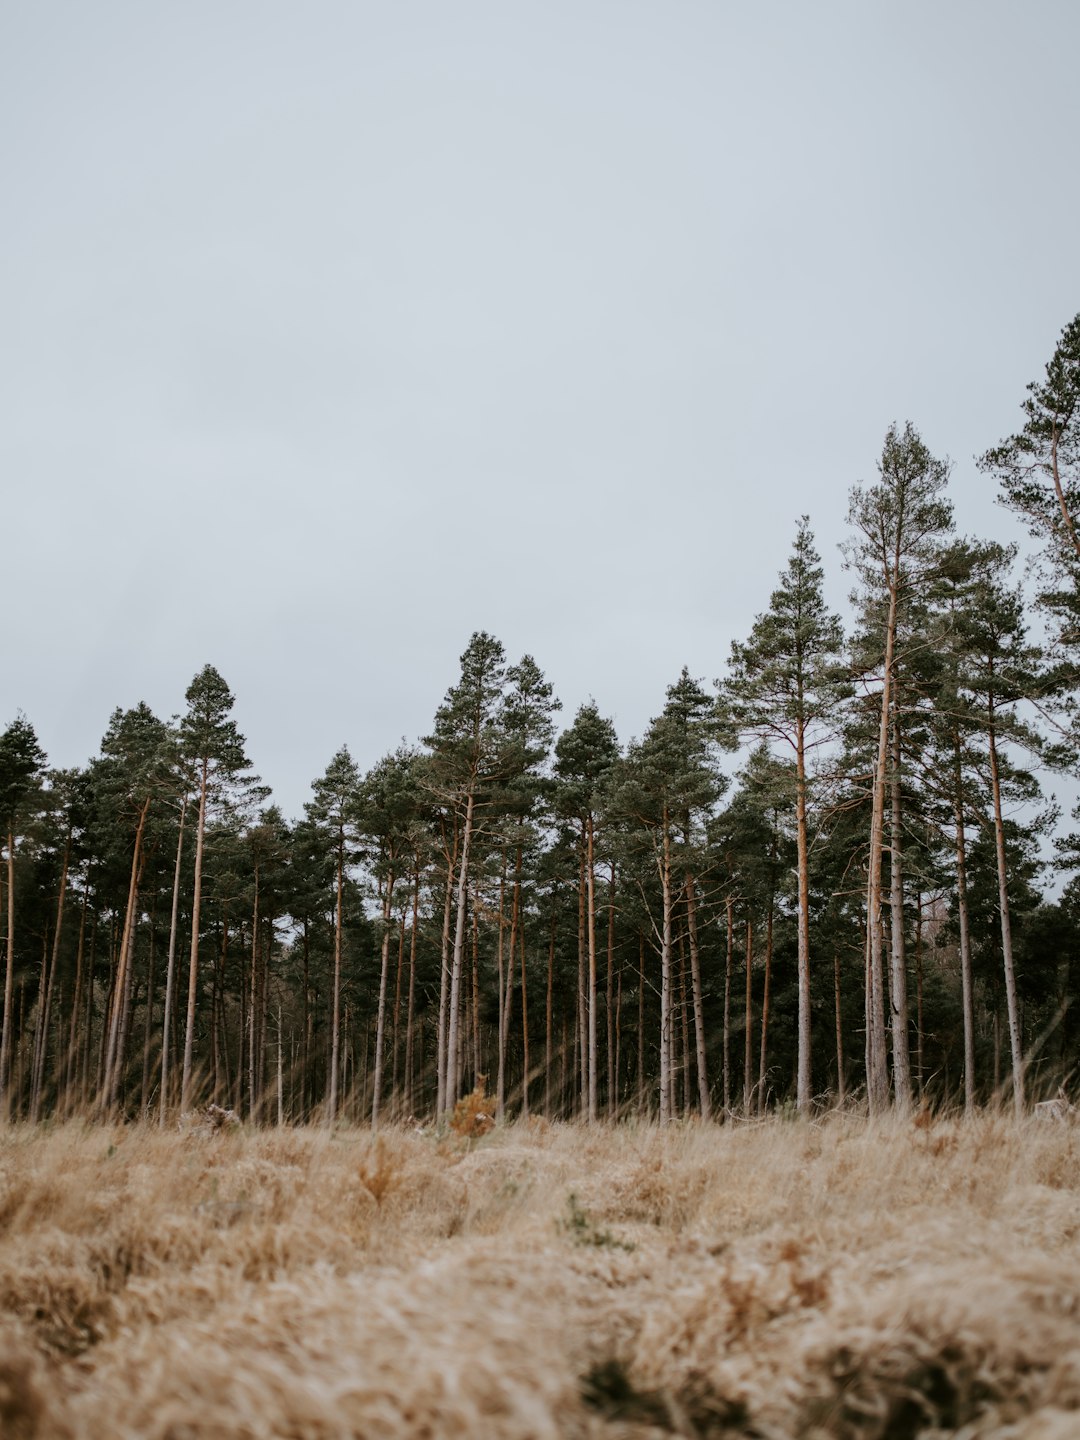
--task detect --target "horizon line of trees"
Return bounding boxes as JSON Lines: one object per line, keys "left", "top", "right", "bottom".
{"left": 3, "top": 313, "right": 1080, "bottom": 1126}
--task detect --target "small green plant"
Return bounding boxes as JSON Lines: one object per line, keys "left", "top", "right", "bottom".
{"left": 558, "top": 1192, "right": 635, "bottom": 1251}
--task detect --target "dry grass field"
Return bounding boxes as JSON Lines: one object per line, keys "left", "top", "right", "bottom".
{"left": 2, "top": 1110, "right": 1080, "bottom": 1439}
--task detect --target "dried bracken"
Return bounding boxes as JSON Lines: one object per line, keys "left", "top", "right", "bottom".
{"left": 0, "top": 1114, "right": 1079, "bottom": 1437}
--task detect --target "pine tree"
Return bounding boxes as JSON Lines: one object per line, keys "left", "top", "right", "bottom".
{"left": 555, "top": 702, "right": 619, "bottom": 1121}
{"left": 722, "top": 518, "right": 846, "bottom": 1112}
{"left": 178, "top": 666, "right": 253, "bottom": 1113}
{"left": 0, "top": 715, "right": 47, "bottom": 1111}
{"left": 845, "top": 423, "right": 953, "bottom": 1113}
{"left": 307, "top": 746, "right": 361, "bottom": 1123}
{"left": 981, "top": 313, "right": 1080, "bottom": 658}
{"left": 423, "top": 632, "right": 510, "bottom": 1114}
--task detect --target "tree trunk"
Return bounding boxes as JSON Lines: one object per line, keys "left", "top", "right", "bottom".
{"left": 371, "top": 868, "right": 396, "bottom": 1129}
{"left": 888, "top": 717, "right": 912, "bottom": 1112}
{"left": 545, "top": 899, "right": 555, "bottom": 1117}
{"left": 833, "top": 950, "right": 845, "bottom": 1104}
{"left": 160, "top": 796, "right": 187, "bottom": 1123}
{"left": 606, "top": 863, "right": 616, "bottom": 1119}
{"left": 105, "top": 797, "right": 151, "bottom": 1111}
{"left": 328, "top": 827, "right": 344, "bottom": 1123}
{"left": 405, "top": 870, "right": 419, "bottom": 1118}
{"left": 435, "top": 829, "right": 455, "bottom": 1117}
{"left": 795, "top": 722, "right": 812, "bottom": 1111}
{"left": 445, "top": 790, "right": 474, "bottom": 1112}
{"left": 723, "top": 897, "right": 733, "bottom": 1116}
{"left": 182, "top": 759, "right": 210, "bottom": 1113}
{"left": 658, "top": 817, "right": 673, "bottom": 1125}
{"left": 685, "top": 872, "right": 710, "bottom": 1118}
{"left": 586, "top": 814, "right": 598, "bottom": 1122}
{"left": 866, "top": 581, "right": 898, "bottom": 1113}
{"left": 758, "top": 904, "right": 773, "bottom": 1115}
{"left": 1, "top": 830, "right": 17, "bottom": 1111}
{"left": 31, "top": 834, "right": 69, "bottom": 1122}
{"left": 988, "top": 698, "right": 1024, "bottom": 1116}
{"left": 744, "top": 918, "right": 754, "bottom": 1114}
{"left": 952, "top": 740, "right": 976, "bottom": 1114}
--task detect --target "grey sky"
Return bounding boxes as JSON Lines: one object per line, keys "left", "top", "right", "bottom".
{"left": 3, "top": 1, "right": 1078, "bottom": 818}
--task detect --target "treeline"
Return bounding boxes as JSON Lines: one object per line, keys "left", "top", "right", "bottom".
{"left": 3, "top": 314, "right": 1080, "bottom": 1125}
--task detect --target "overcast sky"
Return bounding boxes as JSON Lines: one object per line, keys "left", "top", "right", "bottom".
{"left": 3, "top": 1, "right": 1078, "bottom": 819}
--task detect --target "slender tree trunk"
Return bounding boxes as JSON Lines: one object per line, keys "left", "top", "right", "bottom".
{"left": 496, "top": 854, "right": 509, "bottom": 1121}
{"left": 744, "top": 918, "right": 754, "bottom": 1114}
{"left": 392, "top": 911, "right": 404, "bottom": 1110}
{"left": 758, "top": 905, "right": 773, "bottom": 1116}
{"left": 545, "top": 900, "right": 555, "bottom": 1117}
{"left": 105, "top": 797, "right": 150, "bottom": 1110}
{"left": 140, "top": 925, "right": 156, "bottom": 1114}
{"left": 65, "top": 881, "right": 89, "bottom": 1112}
{"left": 866, "top": 581, "right": 898, "bottom": 1113}
{"left": 637, "top": 932, "right": 646, "bottom": 1112}
{"left": 470, "top": 904, "right": 481, "bottom": 1088}
{"left": 445, "top": 790, "right": 474, "bottom": 1112}
{"left": 615, "top": 957, "right": 623, "bottom": 1112}
{"left": 659, "top": 818, "right": 673, "bottom": 1125}
{"left": 519, "top": 907, "right": 530, "bottom": 1117}
{"left": 576, "top": 832, "right": 587, "bottom": 1116}
{"left": 888, "top": 717, "right": 912, "bottom": 1112}
{"left": 988, "top": 699, "right": 1024, "bottom": 1116}
{"left": 248, "top": 864, "right": 260, "bottom": 1120}
{"left": 436, "top": 835, "right": 454, "bottom": 1116}
{"left": 404, "top": 870, "right": 419, "bottom": 1118}
{"left": 685, "top": 872, "right": 710, "bottom": 1118}
{"left": 371, "top": 868, "right": 396, "bottom": 1129}
{"left": 955, "top": 769, "right": 976, "bottom": 1115}
{"left": 795, "top": 723, "right": 813, "bottom": 1112}
{"left": 328, "top": 828, "right": 344, "bottom": 1123}
{"left": 182, "top": 759, "right": 210, "bottom": 1113}
{"left": 723, "top": 897, "right": 733, "bottom": 1116}
{"left": 914, "top": 897, "right": 924, "bottom": 1098}
{"left": 31, "top": 834, "right": 69, "bottom": 1121}
{"left": 1, "top": 830, "right": 17, "bottom": 1111}
{"left": 160, "top": 796, "right": 187, "bottom": 1123}
{"left": 586, "top": 814, "right": 598, "bottom": 1122}
{"left": 833, "top": 950, "right": 845, "bottom": 1103}
{"left": 606, "top": 863, "right": 616, "bottom": 1119}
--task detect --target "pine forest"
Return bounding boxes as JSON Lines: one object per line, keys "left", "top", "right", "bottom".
{"left": 4, "top": 314, "right": 1080, "bottom": 1130}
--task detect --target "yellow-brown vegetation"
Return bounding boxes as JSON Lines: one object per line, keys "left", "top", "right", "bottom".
{"left": 1, "top": 1111, "right": 1079, "bottom": 1437}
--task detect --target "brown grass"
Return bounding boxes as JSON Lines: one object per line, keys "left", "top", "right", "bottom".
{"left": 1, "top": 1111, "right": 1079, "bottom": 1437}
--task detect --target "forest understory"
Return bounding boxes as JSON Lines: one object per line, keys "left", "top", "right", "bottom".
{"left": 2, "top": 1112, "right": 1080, "bottom": 1439}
